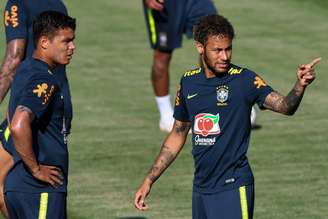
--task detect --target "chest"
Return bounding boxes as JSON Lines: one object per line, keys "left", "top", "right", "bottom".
{"left": 183, "top": 79, "right": 248, "bottom": 117}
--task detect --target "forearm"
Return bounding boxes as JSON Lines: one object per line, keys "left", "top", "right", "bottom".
{"left": 145, "top": 121, "right": 190, "bottom": 184}
{"left": 283, "top": 82, "right": 305, "bottom": 115}
{"left": 146, "top": 142, "right": 182, "bottom": 184}
{"left": 10, "top": 106, "right": 38, "bottom": 173}
{"left": 0, "top": 39, "right": 26, "bottom": 103}
{"left": 264, "top": 81, "right": 306, "bottom": 115}
{"left": 11, "top": 123, "right": 39, "bottom": 173}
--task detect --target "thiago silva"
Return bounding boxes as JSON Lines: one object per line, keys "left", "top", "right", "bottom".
{"left": 0, "top": 1, "right": 72, "bottom": 217}
{"left": 135, "top": 14, "right": 320, "bottom": 218}
{"left": 4, "top": 11, "right": 75, "bottom": 218}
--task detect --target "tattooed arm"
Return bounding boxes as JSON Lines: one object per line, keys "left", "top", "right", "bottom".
{"left": 263, "top": 57, "right": 321, "bottom": 115}
{"left": 10, "top": 105, "right": 63, "bottom": 187}
{"left": 134, "top": 120, "right": 191, "bottom": 210}
{"left": 0, "top": 39, "right": 26, "bottom": 104}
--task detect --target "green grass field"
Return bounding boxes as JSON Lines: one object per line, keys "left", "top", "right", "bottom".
{"left": 0, "top": 0, "right": 327, "bottom": 218}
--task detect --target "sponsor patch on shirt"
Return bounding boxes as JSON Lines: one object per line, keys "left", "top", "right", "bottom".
{"left": 194, "top": 113, "right": 220, "bottom": 137}
{"left": 4, "top": 5, "right": 19, "bottom": 28}
{"left": 254, "top": 75, "right": 267, "bottom": 89}
{"left": 32, "top": 83, "right": 55, "bottom": 105}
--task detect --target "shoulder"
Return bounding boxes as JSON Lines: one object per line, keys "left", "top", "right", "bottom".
{"left": 21, "top": 60, "right": 57, "bottom": 84}
{"left": 180, "top": 67, "right": 202, "bottom": 82}
{"left": 228, "top": 63, "right": 259, "bottom": 79}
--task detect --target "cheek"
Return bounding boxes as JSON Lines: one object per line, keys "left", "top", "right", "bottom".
{"left": 205, "top": 50, "right": 214, "bottom": 60}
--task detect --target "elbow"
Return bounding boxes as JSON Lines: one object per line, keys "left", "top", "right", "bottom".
{"left": 9, "top": 120, "right": 24, "bottom": 139}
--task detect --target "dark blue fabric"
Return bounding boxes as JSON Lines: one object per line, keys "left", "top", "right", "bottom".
{"left": 174, "top": 64, "right": 273, "bottom": 194}
{"left": 143, "top": 0, "right": 217, "bottom": 50}
{"left": 5, "top": 192, "right": 67, "bottom": 219}
{"left": 4, "top": 58, "right": 70, "bottom": 193}
{"left": 4, "top": 0, "right": 72, "bottom": 132}
{"left": 192, "top": 184, "right": 254, "bottom": 219}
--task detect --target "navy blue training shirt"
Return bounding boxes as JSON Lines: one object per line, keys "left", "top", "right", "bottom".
{"left": 174, "top": 64, "right": 273, "bottom": 194}
{"left": 4, "top": 58, "right": 70, "bottom": 193}
{"left": 4, "top": 0, "right": 72, "bottom": 132}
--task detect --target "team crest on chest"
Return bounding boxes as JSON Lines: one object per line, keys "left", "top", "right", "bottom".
{"left": 216, "top": 85, "right": 229, "bottom": 106}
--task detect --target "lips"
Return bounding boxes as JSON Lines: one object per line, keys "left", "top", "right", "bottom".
{"left": 217, "top": 63, "right": 229, "bottom": 68}
{"left": 67, "top": 53, "right": 73, "bottom": 59}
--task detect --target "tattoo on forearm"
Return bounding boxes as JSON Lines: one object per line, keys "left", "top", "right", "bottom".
{"left": 0, "top": 40, "right": 26, "bottom": 103}
{"left": 147, "top": 145, "right": 175, "bottom": 183}
{"left": 284, "top": 87, "right": 304, "bottom": 114}
{"left": 265, "top": 86, "right": 304, "bottom": 115}
{"left": 174, "top": 122, "right": 190, "bottom": 133}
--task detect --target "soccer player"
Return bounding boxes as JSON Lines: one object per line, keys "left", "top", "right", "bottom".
{"left": 134, "top": 14, "right": 320, "bottom": 218}
{"left": 3, "top": 11, "right": 75, "bottom": 218}
{"left": 0, "top": 1, "right": 71, "bottom": 217}
{"left": 143, "top": 0, "right": 217, "bottom": 132}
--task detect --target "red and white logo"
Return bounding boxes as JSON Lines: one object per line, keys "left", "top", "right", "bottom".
{"left": 194, "top": 113, "right": 220, "bottom": 137}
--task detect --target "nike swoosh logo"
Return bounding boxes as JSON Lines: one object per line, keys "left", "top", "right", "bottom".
{"left": 187, "top": 93, "right": 198, "bottom": 99}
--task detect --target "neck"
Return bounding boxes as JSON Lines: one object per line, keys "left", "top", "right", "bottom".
{"left": 32, "top": 50, "right": 56, "bottom": 69}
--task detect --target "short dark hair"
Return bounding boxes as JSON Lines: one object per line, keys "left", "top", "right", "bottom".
{"left": 33, "top": 11, "right": 76, "bottom": 47}
{"left": 193, "top": 14, "right": 235, "bottom": 45}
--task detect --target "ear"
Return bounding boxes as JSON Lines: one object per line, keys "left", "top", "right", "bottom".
{"left": 39, "top": 36, "right": 50, "bottom": 50}
{"left": 195, "top": 41, "right": 204, "bottom": 55}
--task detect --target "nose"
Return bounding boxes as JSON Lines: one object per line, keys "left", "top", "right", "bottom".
{"left": 221, "top": 51, "right": 228, "bottom": 61}
{"left": 69, "top": 41, "right": 76, "bottom": 50}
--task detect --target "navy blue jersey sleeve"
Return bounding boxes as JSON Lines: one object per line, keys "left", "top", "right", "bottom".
{"left": 245, "top": 70, "right": 273, "bottom": 109}
{"left": 173, "top": 80, "right": 190, "bottom": 122}
{"left": 4, "top": 0, "right": 27, "bottom": 42}
{"left": 18, "top": 73, "right": 58, "bottom": 119}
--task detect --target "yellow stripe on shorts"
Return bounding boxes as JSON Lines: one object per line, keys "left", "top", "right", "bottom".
{"left": 147, "top": 8, "right": 157, "bottom": 46}
{"left": 239, "top": 186, "right": 249, "bottom": 219}
{"left": 4, "top": 126, "right": 10, "bottom": 142}
{"left": 38, "top": 193, "right": 49, "bottom": 219}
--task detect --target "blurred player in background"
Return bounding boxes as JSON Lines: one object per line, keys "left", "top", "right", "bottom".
{"left": 135, "top": 14, "right": 320, "bottom": 218}
{"left": 143, "top": 0, "right": 217, "bottom": 132}
{"left": 0, "top": 0, "right": 72, "bottom": 217}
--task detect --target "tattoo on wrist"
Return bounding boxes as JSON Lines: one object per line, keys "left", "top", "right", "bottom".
{"left": 284, "top": 87, "right": 303, "bottom": 114}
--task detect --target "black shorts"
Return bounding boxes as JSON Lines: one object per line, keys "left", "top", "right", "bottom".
{"left": 143, "top": 0, "right": 217, "bottom": 51}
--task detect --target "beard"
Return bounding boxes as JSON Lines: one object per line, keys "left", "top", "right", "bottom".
{"left": 203, "top": 50, "right": 230, "bottom": 76}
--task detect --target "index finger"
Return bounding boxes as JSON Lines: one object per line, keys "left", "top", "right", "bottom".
{"left": 308, "top": 57, "right": 322, "bottom": 68}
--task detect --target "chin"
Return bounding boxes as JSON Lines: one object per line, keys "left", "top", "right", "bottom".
{"left": 215, "top": 68, "right": 228, "bottom": 74}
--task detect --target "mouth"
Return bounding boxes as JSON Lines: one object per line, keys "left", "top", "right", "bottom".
{"left": 67, "top": 53, "right": 73, "bottom": 59}
{"left": 217, "top": 63, "right": 229, "bottom": 69}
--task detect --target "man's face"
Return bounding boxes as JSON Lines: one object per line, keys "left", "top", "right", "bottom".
{"left": 199, "top": 35, "right": 232, "bottom": 75}
{"left": 47, "top": 28, "right": 75, "bottom": 65}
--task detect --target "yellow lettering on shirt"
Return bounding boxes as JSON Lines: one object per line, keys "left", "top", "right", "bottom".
{"left": 4, "top": 5, "right": 19, "bottom": 28}
{"left": 228, "top": 67, "right": 243, "bottom": 75}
